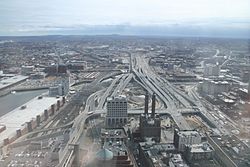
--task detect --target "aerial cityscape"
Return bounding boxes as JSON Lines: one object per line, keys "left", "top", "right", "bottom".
{"left": 0, "top": 0, "right": 250, "bottom": 166}
{"left": 0, "top": 35, "right": 249, "bottom": 167}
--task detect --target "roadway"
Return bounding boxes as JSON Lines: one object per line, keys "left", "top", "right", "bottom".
{"left": 59, "top": 51, "right": 232, "bottom": 166}
{"left": 59, "top": 72, "right": 133, "bottom": 167}
{"left": 132, "top": 54, "right": 192, "bottom": 130}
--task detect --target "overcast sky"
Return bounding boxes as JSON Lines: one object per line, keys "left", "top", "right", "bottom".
{"left": 0, "top": 0, "right": 249, "bottom": 36}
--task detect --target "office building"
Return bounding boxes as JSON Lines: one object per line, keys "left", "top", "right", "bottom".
{"left": 106, "top": 95, "right": 128, "bottom": 128}
{"left": 174, "top": 129, "right": 202, "bottom": 152}
{"left": 204, "top": 63, "right": 220, "bottom": 77}
{"left": 49, "top": 76, "right": 70, "bottom": 96}
{"left": 200, "top": 78, "right": 230, "bottom": 96}
{"left": 184, "top": 142, "right": 214, "bottom": 162}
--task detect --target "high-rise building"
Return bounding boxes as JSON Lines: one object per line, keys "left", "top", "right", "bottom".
{"left": 106, "top": 95, "right": 128, "bottom": 128}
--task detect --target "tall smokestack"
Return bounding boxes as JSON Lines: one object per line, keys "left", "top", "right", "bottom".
{"left": 144, "top": 92, "right": 149, "bottom": 115}
{"left": 151, "top": 93, "right": 156, "bottom": 117}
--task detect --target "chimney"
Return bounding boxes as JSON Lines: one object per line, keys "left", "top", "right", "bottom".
{"left": 151, "top": 93, "right": 156, "bottom": 117}
{"left": 144, "top": 92, "right": 149, "bottom": 115}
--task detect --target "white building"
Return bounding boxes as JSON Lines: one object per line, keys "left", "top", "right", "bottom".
{"left": 200, "top": 79, "right": 230, "bottom": 95}
{"left": 49, "top": 76, "right": 70, "bottom": 97}
{"left": 174, "top": 129, "right": 202, "bottom": 152}
{"left": 204, "top": 64, "right": 220, "bottom": 77}
{"left": 59, "top": 76, "right": 70, "bottom": 95}
{"left": 106, "top": 95, "right": 128, "bottom": 128}
{"left": 169, "top": 154, "right": 189, "bottom": 167}
{"left": 184, "top": 142, "right": 214, "bottom": 162}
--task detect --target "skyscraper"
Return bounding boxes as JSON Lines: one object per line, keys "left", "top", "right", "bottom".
{"left": 105, "top": 95, "right": 128, "bottom": 128}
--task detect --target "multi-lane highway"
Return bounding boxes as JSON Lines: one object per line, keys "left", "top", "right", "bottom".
{"left": 58, "top": 72, "right": 133, "bottom": 167}
{"left": 132, "top": 54, "right": 192, "bottom": 130}
{"left": 59, "top": 51, "right": 234, "bottom": 166}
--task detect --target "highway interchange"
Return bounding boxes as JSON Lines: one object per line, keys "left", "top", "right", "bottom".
{"left": 55, "top": 51, "right": 242, "bottom": 167}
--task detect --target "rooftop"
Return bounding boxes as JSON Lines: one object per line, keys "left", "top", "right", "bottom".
{"left": 101, "top": 128, "right": 127, "bottom": 139}
{"left": 139, "top": 142, "right": 177, "bottom": 167}
{"left": 103, "top": 141, "right": 128, "bottom": 157}
{"left": 177, "top": 130, "right": 200, "bottom": 138}
{"left": 0, "top": 94, "right": 62, "bottom": 145}
{"left": 188, "top": 142, "right": 214, "bottom": 153}
{"left": 96, "top": 148, "right": 114, "bottom": 161}
{"left": 169, "top": 154, "right": 189, "bottom": 167}
{"left": 0, "top": 75, "right": 29, "bottom": 90}
{"left": 107, "top": 95, "right": 127, "bottom": 102}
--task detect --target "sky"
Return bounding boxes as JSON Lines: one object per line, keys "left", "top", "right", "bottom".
{"left": 0, "top": 0, "right": 250, "bottom": 37}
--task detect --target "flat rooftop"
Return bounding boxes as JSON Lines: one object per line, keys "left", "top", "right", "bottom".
{"left": 188, "top": 142, "right": 214, "bottom": 153}
{"left": 177, "top": 130, "right": 200, "bottom": 138}
{"left": 0, "top": 75, "right": 29, "bottom": 90}
{"left": 0, "top": 94, "right": 62, "bottom": 144}
{"left": 107, "top": 95, "right": 127, "bottom": 102}
{"left": 101, "top": 128, "right": 127, "bottom": 139}
{"left": 104, "top": 141, "right": 128, "bottom": 156}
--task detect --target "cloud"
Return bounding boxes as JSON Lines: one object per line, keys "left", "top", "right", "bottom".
{"left": 0, "top": 0, "right": 249, "bottom": 36}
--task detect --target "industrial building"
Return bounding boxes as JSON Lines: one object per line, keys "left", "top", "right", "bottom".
{"left": 139, "top": 93, "right": 161, "bottom": 142}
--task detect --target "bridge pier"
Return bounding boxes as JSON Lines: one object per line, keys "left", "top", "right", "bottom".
{"left": 57, "top": 100, "right": 60, "bottom": 111}
{"left": 27, "top": 121, "right": 32, "bottom": 132}
{"left": 51, "top": 104, "right": 55, "bottom": 116}
{"left": 44, "top": 109, "right": 49, "bottom": 121}
{"left": 36, "top": 115, "right": 41, "bottom": 127}
{"left": 16, "top": 129, "right": 22, "bottom": 138}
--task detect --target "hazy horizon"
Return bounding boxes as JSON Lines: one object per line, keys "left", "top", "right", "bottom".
{"left": 0, "top": 0, "right": 249, "bottom": 38}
